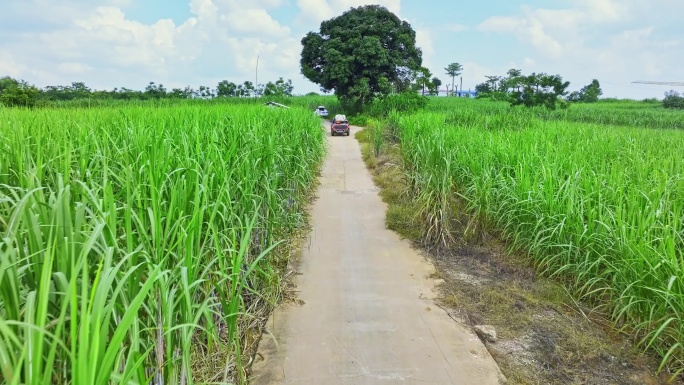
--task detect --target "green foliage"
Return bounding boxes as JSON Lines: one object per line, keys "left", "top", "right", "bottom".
{"left": 300, "top": 5, "right": 423, "bottom": 108}
{"left": 215, "top": 80, "right": 263, "bottom": 98}
{"left": 41, "top": 82, "right": 92, "bottom": 101}
{"left": 348, "top": 114, "right": 370, "bottom": 126}
{"left": 445, "top": 63, "right": 463, "bottom": 78}
{"left": 240, "top": 81, "right": 255, "bottom": 97}
{"left": 580, "top": 79, "right": 602, "bottom": 102}
{"left": 0, "top": 103, "right": 326, "bottom": 383}
{"left": 0, "top": 76, "right": 40, "bottom": 107}
{"left": 0, "top": 76, "right": 298, "bottom": 108}
{"left": 430, "top": 77, "right": 442, "bottom": 96}
{"left": 409, "top": 68, "right": 441, "bottom": 96}
{"left": 663, "top": 90, "right": 684, "bottom": 110}
{"left": 567, "top": 79, "right": 603, "bottom": 103}
{"left": 398, "top": 108, "right": 684, "bottom": 379}
{"left": 509, "top": 72, "right": 570, "bottom": 110}
{"left": 260, "top": 77, "right": 294, "bottom": 97}
{"left": 642, "top": 97, "right": 661, "bottom": 104}
{"left": 413, "top": 67, "right": 434, "bottom": 96}
{"left": 444, "top": 62, "right": 463, "bottom": 95}
{"left": 371, "top": 125, "right": 384, "bottom": 157}
{"left": 504, "top": 68, "right": 523, "bottom": 91}
{"left": 144, "top": 81, "right": 168, "bottom": 99}
{"left": 475, "top": 73, "right": 512, "bottom": 101}
{"left": 364, "top": 91, "right": 428, "bottom": 117}
{"left": 168, "top": 86, "right": 196, "bottom": 99}
{"left": 426, "top": 97, "right": 684, "bottom": 130}
{"left": 474, "top": 69, "right": 570, "bottom": 109}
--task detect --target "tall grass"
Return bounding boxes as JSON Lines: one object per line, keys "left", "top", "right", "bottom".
{"left": 398, "top": 109, "right": 684, "bottom": 379}
{"left": 426, "top": 97, "right": 684, "bottom": 130}
{"left": 0, "top": 104, "right": 325, "bottom": 384}
{"left": 40, "top": 95, "right": 342, "bottom": 115}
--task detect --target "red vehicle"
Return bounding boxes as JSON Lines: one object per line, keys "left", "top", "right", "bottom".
{"left": 331, "top": 114, "right": 350, "bottom": 136}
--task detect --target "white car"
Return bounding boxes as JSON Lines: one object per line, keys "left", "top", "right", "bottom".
{"left": 314, "top": 106, "right": 328, "bottom": 118}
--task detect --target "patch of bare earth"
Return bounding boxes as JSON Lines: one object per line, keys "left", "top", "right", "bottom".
{"left": 356, "top": 131, "right": 681, "bottom": 385}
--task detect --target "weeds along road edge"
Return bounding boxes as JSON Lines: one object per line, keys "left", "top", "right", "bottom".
{"left": 375, "top": 99, "right": 684, "bottom": 380}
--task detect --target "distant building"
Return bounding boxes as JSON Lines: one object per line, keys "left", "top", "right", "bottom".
{"left": 433, "top": 89, "right": 478, "bottom": 98}
{"left": 454, "top": 90, "right": 477, "bottom": 98}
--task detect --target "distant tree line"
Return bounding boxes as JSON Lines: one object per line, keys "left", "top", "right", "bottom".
{"left": 0, "top": 76, "right": 295, "bottom": 107}
{"left": 408, "top": 67, "right": 442, "bottom": 96}
{"left": 567, "top": 79, "right": 603, "bottom": 103}
{"left": 0, "top": 77, "right": 40, "bottom": 107}
{"left": 663, "top": 90, "right": 684, "bottom": 110}
{"left": 472, "top": 69, "right": 607, "bottom": 109}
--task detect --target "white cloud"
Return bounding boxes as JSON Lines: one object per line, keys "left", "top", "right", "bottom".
{"left": 0, "top": 0, "right": 304, "bottom": 91}
{"left": 575, "top": 0, "right": 624, "bottom": 22}
{"left": 0, "top": 52, "right": 25, "bottom": 78}
{"left": 475, "top": 0, "right": 684, "bottom": 98}
{"left": 478, "top": 1, "right": 631, "bottom": 59}
{"left": 57, "top": 62, "right": 93, "bottom": 75}
{"left": 1, "top": 0, "right": 681, "bottom": 99}
{"left": 460, "top": 61, "right": 495, "bottom": 90}
{"left": 479, "top": 11, "right": 567, "bottom": 57}
{"left": 295, "top": 0, "right": 401, "bottom": 26}
{"left": 219, "top": 8, "right": 291, "bottom": 37}
{"left": 414, "top": 25, "right": 434, "bottom": 59}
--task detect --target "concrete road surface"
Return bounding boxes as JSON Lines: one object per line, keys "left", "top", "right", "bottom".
{"left": 250, "top": 123, "right": 505, "bottom": 385}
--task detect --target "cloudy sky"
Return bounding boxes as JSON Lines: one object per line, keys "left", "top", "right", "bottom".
{"left": 1, "top": 0, "right": 682, "bottom": 99}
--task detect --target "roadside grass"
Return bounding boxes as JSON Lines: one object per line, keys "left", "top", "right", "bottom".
{"left": 354, "top": 123, "right": 673, "bottom": 385}
{"left": 0, "top": 104, "right": 326, "bottom": 384}
{"left": 355, "top": 127, "right": 424, "bottom": 241}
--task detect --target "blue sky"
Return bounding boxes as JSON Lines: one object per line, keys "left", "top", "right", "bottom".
{"left": 1, "top": 0, "right": 682, "bottom": 99}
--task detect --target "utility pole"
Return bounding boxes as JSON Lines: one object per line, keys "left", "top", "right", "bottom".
{"left": 255, "top": 54, "right": 259, "bottom": 98}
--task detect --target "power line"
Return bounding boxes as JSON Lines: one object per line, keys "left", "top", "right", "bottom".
{"left": 602, "top": 81, "right": 672, "bottom": 90}
{"left": 632, "top": 80, "right": 684, "bottom": 86}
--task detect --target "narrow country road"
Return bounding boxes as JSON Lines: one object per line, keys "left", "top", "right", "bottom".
{"left": 250, "top": 123, "right": 505, "bottom": 385}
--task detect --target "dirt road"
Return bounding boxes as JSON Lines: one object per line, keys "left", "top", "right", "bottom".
{"left": 251, "top": 123, "right": 505, "bottom": 385}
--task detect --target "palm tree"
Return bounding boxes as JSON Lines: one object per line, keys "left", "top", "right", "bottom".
{"left": 445, "top": 63, "right": 463, "bottom": 96}
{"left": 417, "top": 67, "right": 433, "bottom": 96}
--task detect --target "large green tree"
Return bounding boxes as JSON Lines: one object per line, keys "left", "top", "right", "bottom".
{"left": 504, "top": 68, "right": 523, "bottom": 92}
{"left": 217, "top": 80, "right": 238, "bottom": 97}
{"left": 567, "top": 79, "right": 602, "bottom": 103}
{"left": 300, "top": 5, "right": 422, "bottom": 111}
{"left": 0, "top": 76, "right": 40, "bottom": 107}
{"left": 261, "top": 77, "right": 294, "bottom": 96}
{"left": 144, "top": 82, "right": 167, "bottom": 99}
{"left": 663, "top": 90, "right": 684, "bottom": 109}
{"left": 510, "top": 72, "right": 570, "bottom": 110}
{"left": 414, "top": 67, "right": 433, "bottom": 96}
{"left": 430, "top": 77, "right": 442, "bottom": 96}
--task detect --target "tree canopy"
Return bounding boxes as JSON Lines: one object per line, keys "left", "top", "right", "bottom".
{"left": 475, "top": 69, "right": 571, "bottom": 109}
{"left": 300, "top": 5, "right": 423, "bottom": 110}
{"left": 567, "top": 79, "right": 602, "bottom": 103}
{"left": 0, "top": 76, "right": 40, "bottom": 107}
{"left": 444, "top": 62, "right": 463, "bottom": 95}
{"left": 510, "top": 73, "right": 570, "bottom": 110}
{"left": 663, "top": 90, "right": 684, "bottom": 110}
